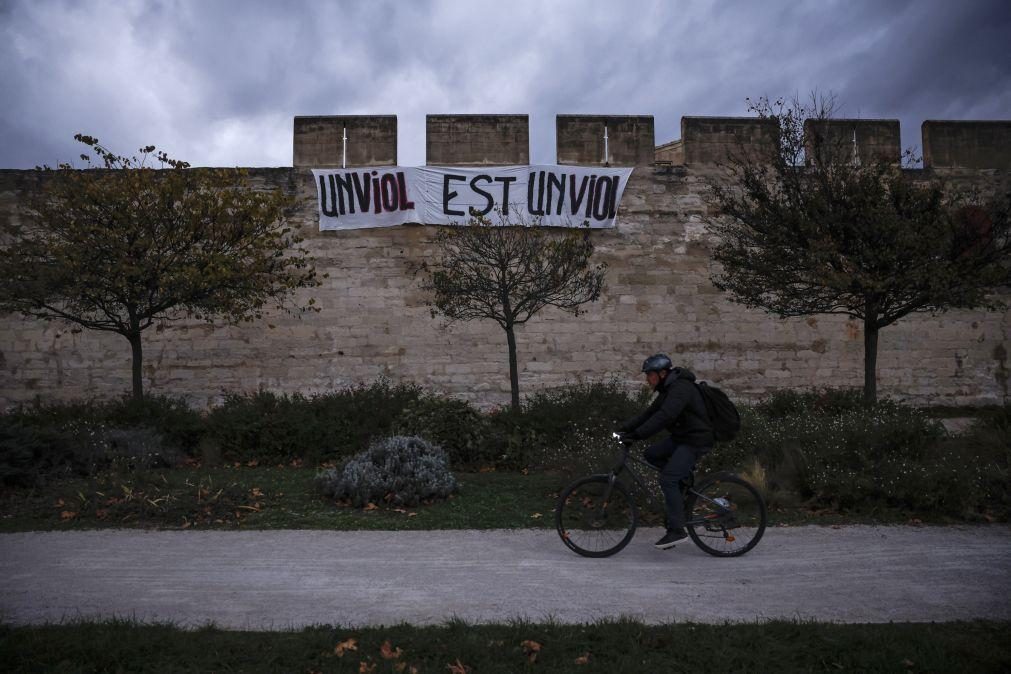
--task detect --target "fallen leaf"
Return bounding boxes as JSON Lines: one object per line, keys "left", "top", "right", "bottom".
{"left": 246, "top": 459, "right": 259, "bottom": 467}
{"left": 521, "top": 639, "right": 542, "bottom": 663}
{"left": 530, "top": 512, "right": 543, "bottom": 519}
{"left": 364, "top": 502, "right": 379, "bottom": 511}
{"left": 575, "top": 653, "right": 590, "bottom": 665}
{"left": 359, "top": 661, "right": 376, "bottom": 674}
{"left": 521, "top": 468, "right": 529, "bottom": 475}
{"left": 380, "top": 640, "right": 403, "bottom": 660}
{"left": 408, "top": 512, "right": 418, "bottom": 517}
{"left": 95, "top": 509, "right": 109, "bottom": 519}
{"left": 251, "top": 487, "right": 264, "bottom": 498}
{"left": 60, "top": 511, "right": 77, "bottom": 520}
{"left": 334, "top": 638, "right": 358, "bottom": 657}
{"left": 55, "top": 498, "right": 65, "bottom": 508}
{"left": 446, "top": 658, "right": 471, "bottom": 673}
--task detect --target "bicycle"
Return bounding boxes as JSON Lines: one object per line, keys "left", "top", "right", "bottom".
{"left": 555, "top": 433, "right": 767, "bottom": 558}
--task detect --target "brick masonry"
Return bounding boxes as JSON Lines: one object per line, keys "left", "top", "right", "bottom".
{"left": 0, "top": 115, "right": 1009, "bottom": 409}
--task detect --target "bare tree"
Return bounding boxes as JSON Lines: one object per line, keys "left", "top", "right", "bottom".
{"left": 419, "top": 212, "right": 607, "bottom": 409}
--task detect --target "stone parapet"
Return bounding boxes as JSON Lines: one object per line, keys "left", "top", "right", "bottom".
{"left": 680, "top": 117, "right": 779, "bottom": 165}
{"left": 426, "top": 114, "right": 529, "bottom": 166}
{"left": 922, "top": 120, "right": 1011, "bottom": 169}
{"left": 556, "top": 115, "right": 655, "bottom": 166}
{"left": 803, "top": 118, "right": 901, "bottom": 165}
{"left": 293, "top": 115, "right": 397, "bottom": 168}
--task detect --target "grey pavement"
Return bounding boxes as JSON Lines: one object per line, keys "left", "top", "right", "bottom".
{"left": 1, "top": 525, "right": 1009, "bottom": 630}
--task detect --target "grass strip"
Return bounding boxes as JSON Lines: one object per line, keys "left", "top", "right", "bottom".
{"left": 2, "top": 618, "right": 1007, "bottom": 673}
{"left": 0, "top": 467, "right": 985, "bottom": 533}
{"left": 0, "top": 469, "right": 565, "bottom": 532}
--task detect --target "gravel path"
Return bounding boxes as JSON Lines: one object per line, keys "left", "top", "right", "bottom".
{"left": 1, "top": 525, "right": 1009, "bottom": 629}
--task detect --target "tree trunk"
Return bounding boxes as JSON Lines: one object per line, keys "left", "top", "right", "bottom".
{"left": 505, "top": 323, "right": 520, "bottom": 410}
{"left": 127, "top": 331, "right": 144, "bottom": 401}
{"left": 863, "top": 318, "right": 878, "bottom": 406}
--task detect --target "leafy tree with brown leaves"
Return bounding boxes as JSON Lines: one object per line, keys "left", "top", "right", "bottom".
{"left": 420, "top": 212, "right": 607, "bottom": 410}
{"left": 706, "top": 96, "right": 1011, "bottom": 403}
{"left": 0, "top": 135, "right": 321, "bottom": 400}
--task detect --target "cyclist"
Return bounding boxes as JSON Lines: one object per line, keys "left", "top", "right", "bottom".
{"left": 616, "top": 353, "right": 714, "bottom": 550}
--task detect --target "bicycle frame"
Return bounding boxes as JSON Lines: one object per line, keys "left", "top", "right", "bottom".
{"left": 597, "top": 440, "right": 726, "bottom": 527}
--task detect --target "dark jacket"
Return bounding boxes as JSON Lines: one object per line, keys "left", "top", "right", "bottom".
{"left": 619, "top": 368, "right": 714, "bottom": 447}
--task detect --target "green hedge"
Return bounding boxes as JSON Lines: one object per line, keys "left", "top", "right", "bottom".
{"left": 3, "top": 384, "right": 1008, "bottom": 520}
{"left": 721, "top": 390, "right": 1008, "bottom": 518}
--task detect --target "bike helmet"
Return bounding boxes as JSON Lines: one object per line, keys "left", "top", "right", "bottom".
{"left": 641, "top": 353, "right": 673, "bottom": 373}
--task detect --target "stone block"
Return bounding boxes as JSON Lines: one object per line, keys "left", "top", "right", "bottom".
{"left": 803, "top": 118, "right": 901, "bottom": 165}
{"left": 681, "top": 116, "right": 779, "bottom": 165}
{"left": 556, "top": 115, "right": 655, "bottom": 166}
{"left": 426, "top": 114, "right": 529, "bottom": 165}
{"left": 922, "top": 120, "right": 1011, "bottom": 169}
{"left": 293, "top": 115, "right": 397, "bottom": 168}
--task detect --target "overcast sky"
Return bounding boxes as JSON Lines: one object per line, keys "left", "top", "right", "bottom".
{"left": 2, "top": 0, "right": 1008, "bottom": 169}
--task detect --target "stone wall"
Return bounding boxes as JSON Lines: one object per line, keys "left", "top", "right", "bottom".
{"left": 1, "top": 114, "right": 1008, "bottom": 409}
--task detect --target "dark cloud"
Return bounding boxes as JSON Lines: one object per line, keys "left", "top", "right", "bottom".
{"left": 1, "top": 0, "right": 1007, "bottom": 168}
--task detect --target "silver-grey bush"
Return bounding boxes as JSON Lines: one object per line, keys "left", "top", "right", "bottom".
{"left": 317, "top": 435, "right": 458, "bottom": 507}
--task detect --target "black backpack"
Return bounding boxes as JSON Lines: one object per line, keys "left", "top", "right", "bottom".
{"left": 695, "top": 381, "right": 741, "bottom": 442}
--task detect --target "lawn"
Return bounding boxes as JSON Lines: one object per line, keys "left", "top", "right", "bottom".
{"left": 2, "top": 618, "right": 1008, "bottom": 673}
{"left": 0, "top": 468, "right": 566, "bottom": 532}
{"left": 0, "top": 465, "right": 969, "bottom": 533}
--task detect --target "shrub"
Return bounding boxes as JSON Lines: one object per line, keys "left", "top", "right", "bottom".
{"left": 754, "top": 387, "right": 868, "bottom": 419}
{"left": 481, "top": 380, "right": 648, "bottom": 469}
{"left": 102, "top": 396, "right": 205, "bottom": 453}
{"left": 206, "top": 390, "right": 318, "bottom": 463}
{"left": 520, "top": 379, "right": 647, "bottom": 441}
{"left": 0, "top": 422, "right": 70, "bottom": 486}
{"left": 394, "top": 395, "right": 490, "bottom": 467}
{"left": 0, "top": 417, "right": 110, "bottom": 486}
{"left": 0, "top": 415, "right": 188, "bottom": 487}
{"left": 4, "top": 396, "right": 204, "bottom": 455}
{"left": 533, "top": 426, "right": 623, "bottom": 477}
{"left": 205, "top": 379, "right": 426, "bottom": 464}
{"left": 724, "top": 395, "right": 961, "bottom": 512}
{"left": 104, "top": 427, "right": 186, "bottom": 470}
{"left": 316, "top": 435, "right": 458, "bottom": 508}
{"left": 308, "top": 380, "right": 426, "bottom": 462}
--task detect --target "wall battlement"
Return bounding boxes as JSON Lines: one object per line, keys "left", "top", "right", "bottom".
{"left": 922, "top": 121, "right": 1011, "bottom": 169}
{"left": 427, "top": 114, "right": 529, "bottom": 166}
{"left": 293, "top": 114, "right": 1011, "bottom": 170}
{"left": 293, "top": 115, "right": 397, "bottom": 168}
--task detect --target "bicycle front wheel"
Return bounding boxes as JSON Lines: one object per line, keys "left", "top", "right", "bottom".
{"left": 555, "top": 475, "right": 638, "bottom": 558}
{"left": 685, "top": 473, "right": 766, "bottom": 557}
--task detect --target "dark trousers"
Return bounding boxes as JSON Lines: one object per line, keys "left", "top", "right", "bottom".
{"left": 643, "top": 437, "right": 709, "bottom": 530}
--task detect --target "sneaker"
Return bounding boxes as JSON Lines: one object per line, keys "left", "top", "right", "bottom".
{"left": 654, "top": 528, "right": 688, "bottom": 550}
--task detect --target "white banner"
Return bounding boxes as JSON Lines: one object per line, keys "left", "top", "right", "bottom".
{"left": 312, "top": 165, "right": 634, "bottom": 231}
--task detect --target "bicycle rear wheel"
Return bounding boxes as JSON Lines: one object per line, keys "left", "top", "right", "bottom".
{"left": 685, "top": 473, "right": 766, "bottom": 557}
{"left": 555, "top": 475, "right": 638, "bottom": 558}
